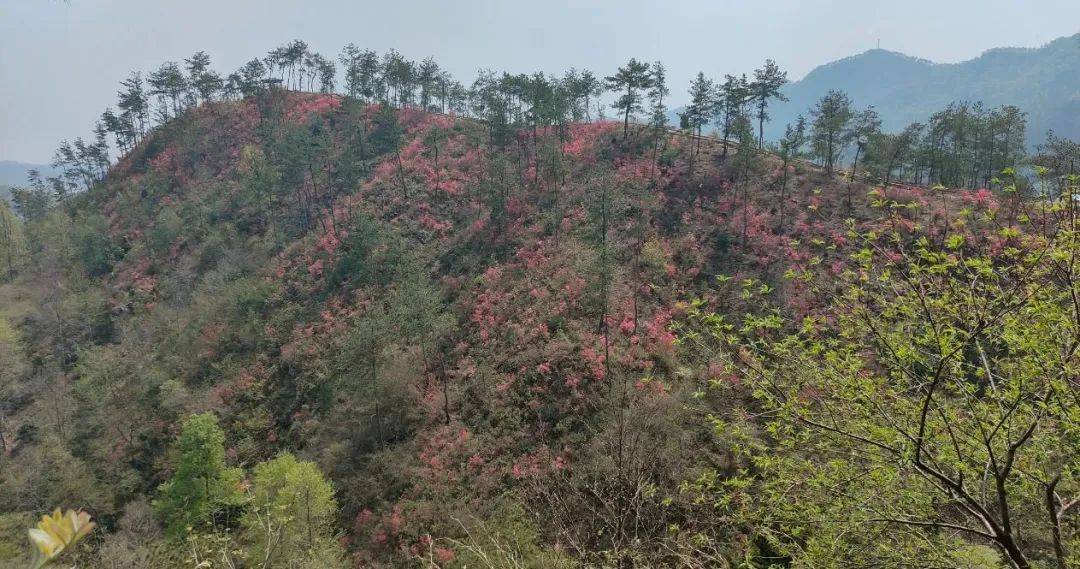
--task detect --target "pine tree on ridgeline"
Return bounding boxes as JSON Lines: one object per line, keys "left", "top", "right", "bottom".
{"left": 606, "top": 58, "right": 653, "bottom": 140}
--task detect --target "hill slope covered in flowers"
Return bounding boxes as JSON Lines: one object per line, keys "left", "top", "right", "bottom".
{"left": 1, "top": 90, "right": 1073, "bottom": 569}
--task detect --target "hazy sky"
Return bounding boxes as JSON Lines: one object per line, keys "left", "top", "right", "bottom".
{"left": 2, "top": 0, "right": 1079, "bottom": 163}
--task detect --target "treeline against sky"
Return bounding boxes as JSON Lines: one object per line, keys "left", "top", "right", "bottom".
{"left": 13, "top": 38, "right": 1079, "bottom": 220}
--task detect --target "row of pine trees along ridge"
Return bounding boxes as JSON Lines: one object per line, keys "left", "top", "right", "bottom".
{"left": 9, "top": 40, "right": 1043, "bottom": 219}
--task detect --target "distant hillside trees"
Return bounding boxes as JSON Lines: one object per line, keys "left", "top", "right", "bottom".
{"left": 9, "top": 170, "right": 55, "bottom": 221}
{"left": 860, "top": 101, "right": 1029, "bottom": 188}
{"left": 47, "top": 44, "right": 811, "bottom": 213}
{"left": 264, "top": 40, "right": 332, "bottom": 92}
{"left": 51, "top": 133, "right": 109, "bottom": 195}
{"left": 862, "top": 122, "right": 922, "bottom": 187}
{"left": 1033, "top": 131, "right": 1080, "bottom": 197}
{"left": 227, "top": 59, "right": 269, "bottom": 99}
{"left": 563, "top": 68, "right": 603, "bottom": 122}
{"left": 18, "top": 37, "right": 1064, "bottom": 220}
{"left": 674, "top": 61, "right": 782, "bottom": 161}
{"left": 106, "top": 72, "right": 150, "bottom": 151}
{"left": 338, "top": 44, "right": 380, "bottom": 101}
{"left": 147, "top": 61, "right": 188, "bottom": 121}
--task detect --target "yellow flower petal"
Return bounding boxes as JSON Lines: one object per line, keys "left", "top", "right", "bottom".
{"left": 27, "top": 508, "right": 95, "bottom": 562}
{"left": 28, "top": 527, "right": 62, "bottom": 558}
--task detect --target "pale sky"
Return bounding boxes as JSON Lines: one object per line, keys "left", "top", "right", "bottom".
{"left": 2, "top": 0, "right": 1079, "bottom": 163}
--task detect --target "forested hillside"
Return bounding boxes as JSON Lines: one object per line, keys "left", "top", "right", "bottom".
{"left": 0, "top": 43, "right": 1076, "bottom": 569}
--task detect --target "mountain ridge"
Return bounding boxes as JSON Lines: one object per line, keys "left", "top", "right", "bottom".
{"left": 0, "top": 160, "right": 59, "bottom": 187}
{"left": 764, "top": 31, "right": 1080, "bottom": 145}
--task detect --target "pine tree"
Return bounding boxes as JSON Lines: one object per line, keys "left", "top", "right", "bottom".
{"left": 147, "top": 62, "right": 188, "bottom": 121}
{"left": 750, "top": 59, "right": 788, "bottom": 149}
{"left": 729, "top": 112, "right": 761, "bottom": 246}
{"left": 810, "top": 89, "right": 854, "bottom": 174}
{"left": 847, "top": 105, "right": 881, "bottom": 191}
{"left": 313, "top": 53, "right": 336, "bottom": 93}
{"left": 417, "top": 57, "right": 441, "bottom": 111}
{"left": 185, "top": 51, "right": 223, "bottom": 104}
{"left": 865, "top": 122, "right": 922, "bottom": 187}
{"left": 717, "top": 74, "right": 750, "bottom": 159}
{"left": 606, "top": 58, "right": 653, "bottom": 140}
{"left": 647, "top": 61, "right": 670, "bottom": 174}
{"left": 233, "top": 59, "right": 268, "bottom": 98}
{"left": 117, "top": 71, "right": 149, "bottom": 140}
{"left": 681, "top": 72, "right": 714, "bottom": 176}
{"left": 579, "top": 69, "right": 603, "bottom": 122}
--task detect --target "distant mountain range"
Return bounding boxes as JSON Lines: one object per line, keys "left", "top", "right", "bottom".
{"left": 674, "top": 32, "right": 1080, "bottom": 148}
{"left": 0, "top": 160, "right": 58, "bottom": 187}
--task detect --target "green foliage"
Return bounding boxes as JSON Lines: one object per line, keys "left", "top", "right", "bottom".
{"left": 332, "top": 98, "right": 371, "bottom": 194}
{"left": 0, "top": 511, "right": 34, "bottom": 563}
{"left": 390, "top": 264, "right": 456, "bottom": 346}
{"left": 449, "top": 501, "right": 575, "bottom": 569}
{"left": 0, "top": 200, "right": 26, "bottom": 280}
{"left": 155, "top": 413, "right": 244, "bottom": 538}
{"left": 810, "top": 89, "right": 854, "bottom": 174}
{"left": 370, "top": 103, "right": 403, "bottom": 156}
{"left": 0, "top": 435, "right": 113, "bottom": 518}
{"left": 241, "top": 453, "right": 344, "bottom": 568}
{"left": 9, "top": 186, "right": 53, "bottom": 222}
{"left": 687, "top": 211, "right": 1080, "bottom": 567}
{"left": 70, "top": 212, "right": 121, "bottom": 277}
{"left": 150, "top": 207, "right": 184, "bottom": 254}
{"left": 234, "top": 144, "right": 281, "bottom": 234}
{"left": 606, "top": 58, "right": 653, "bottom": 139}
{"left": 328, "top": 214, "right": 387, "bottom": 288}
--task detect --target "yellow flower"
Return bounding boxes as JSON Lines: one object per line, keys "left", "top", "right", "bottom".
{"left": 28, "top": 509, "right": 95, "bottom": 567}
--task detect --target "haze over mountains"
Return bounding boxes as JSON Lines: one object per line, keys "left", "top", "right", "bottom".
{"left": 0, "top": 161, "right": 58, "bottom": 187}
{"left": 761, "top": 32, "right": 1080, "bottom": 146}
{"left": 0, "top": 161, "right": 60, "bottom": 203}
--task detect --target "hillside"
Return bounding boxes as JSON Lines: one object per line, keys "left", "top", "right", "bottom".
{"left": 0, "top": 88, "right": 1075, "bottom": 569}
{"left": 764, "top": 32, "right": 1080, "bottom": 145}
